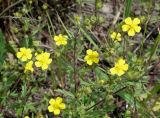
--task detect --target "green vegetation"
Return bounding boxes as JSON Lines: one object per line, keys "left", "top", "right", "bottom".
{"left": 0, "top": 0, "right": 160, "bottom": 117}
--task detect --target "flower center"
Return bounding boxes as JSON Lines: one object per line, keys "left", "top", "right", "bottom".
{"left": 54, "top": 103, "right": 60, "bottom": 109}
{"left": 129, "top": 24, "right": 136, "bottom": 30}
{"left": 88, "top": 55, "right": 96, "bottom": 60}
{"left": 22, "top": 51, "right": 27, "bottom": 57}
{"left": 39, "top": 59, "right": 46, "bottom": 65}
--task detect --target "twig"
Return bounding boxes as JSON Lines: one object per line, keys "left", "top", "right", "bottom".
{"left": 73, "top": 34, "right": 77, "bottom": 94}
{"left": 112, "top": 6, "right": 122, "bottom": 26}
{"left": 0, "top": 16, "right": 38, "bottom": 21}
{"left": 0, "top": 0, "right": 24, "bottom": 16}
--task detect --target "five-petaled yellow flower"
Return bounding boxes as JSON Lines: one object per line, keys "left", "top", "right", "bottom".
{"left": 122, "top": 17, "right": 141, "bottom": 36}
{"left": 84, "top": 49, "right": 99, "bottom": 65}
{"left": 17, "top": 47, "right": 32, "bottom": 62}
{"left": 111, "top": 32, "right": 121, "bottom": 42}
{"left": 35, "top": 52, "right": 52, "bottom": 70}
{"left": 54, "top": 34, "right": 67, "bottom": 46}
{"left": 48, "top": 97, "right": 66, "bottom": 116}
{"left": 110, "top": 58, "right": 128, "bottom": 76}
{"left": 24, "top": 61, "right": 33, "bottom": 73}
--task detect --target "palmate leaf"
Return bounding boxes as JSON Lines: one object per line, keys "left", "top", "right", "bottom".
{"left": 0, "top": 29, "right": 6, "bottom": 70}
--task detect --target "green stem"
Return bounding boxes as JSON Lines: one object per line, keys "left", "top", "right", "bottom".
{"left": 149, "top": 34, "right": 160, "bottom": 62}
{"left": 46, "top": 11, "right": 55, "bottom": 35}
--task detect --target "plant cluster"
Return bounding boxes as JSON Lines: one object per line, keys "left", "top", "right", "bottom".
{"left": 0, "top": 0, "right": 160, "bottom": 118}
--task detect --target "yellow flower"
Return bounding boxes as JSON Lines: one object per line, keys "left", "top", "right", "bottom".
{"left": 111, "top": 32, "right": 121, "bottom": 42}
{"left": 17, "top": 47, "right": 32, "bottom": 62}
{"left": 84, "top": 49, "right": 99, "bottom": 65}
{"left": 35, "top": 52, "right": 52, "bottom": 70}
{"left": 54, "top": 34, "right": 67, "bottom": 46}
{"left": 122, "top": 17, "right": 141, "bottom": 36}
{"left": 25, "top": 61, "right": 33, "bottom": 73}
{"left": 110, "top": 58, "right": 128, "bottom": 76}
{"left": 24, "top": 116, "right": 30, "bottom": 118}
{"left": 48, "top": 97, "right": 66, "bottom": 116}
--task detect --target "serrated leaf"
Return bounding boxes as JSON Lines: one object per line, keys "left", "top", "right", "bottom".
{"left": 54, "top": 89, "right": 74, "bottom": 98}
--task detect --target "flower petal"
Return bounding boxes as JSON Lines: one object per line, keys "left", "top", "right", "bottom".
{"left": 42, "top": 64, "right": 48, "bottom": 70}
{"left": 111, "top": 32, "right": 116, "bottom": 39}
{"left": 59, "top": 103, "right": 66, "bottom": 109}
{"left": 122, "top": 25, "right": 130, "bottom": 32}
{"left": 128, "top": 29, "right": 135, "bottom": 36}
{"left": 53, "top": 109, "right": 60, "bottom": 115}
{"left": 47, "top": 59, "right": 52, "bottom": 64}
{"left": 20, "top": 47, "right": 25, "bottom": 52}
{"left": 87, "top": 60, "right": 93, "bottom": 65}
{"left": 93, "top": 58, "right": 99, "bottom": 63}
{"left": 56, "top": 97, "right": 63, "bottom": 104}
{"left": 110, "top": 68, "right": 116, "bottom": 75}
{"left": 118, "top": 58, "right": 125, "bottom": 65}
{"left": 133, "top": 18, "right": 140, "bottom": 25}
{"left": 86, "top": 49, "right": 92, "bottom": 55}
{"left": 27, "top": 54, "right": 32, "bottom": 59}
{"left": 117, "top": 70, "right": 125, "bottom": 76}
{"left": 49, "top": 98, "right": 55, "bottom": 105}
{"left": 134, "top": 26, "right": 141, "bottom": 33}
{"left": 116, "top": 33, "right": 121, "bottom": 41}
{"left": 54, "top": 36, "right": 59, "bottom": 41}
{"left": 123, "top": 64, "right": 128, "bottom": 71}
{"left": 56, "top": 41, "right": 61, "bottom": 46}
{"left": 35, "top": 61, "right": 41, "bottom": 67}
{"left": 92, "top": 51, "right": 99, "bottom": 57}
{"left": 21, "top": 56, "right": 27, "bottom": 62}
{"left": 62, "top": 40, "right": 67, "bottom": 45}
{"left": 17, "top": 52, "right": 22, "bottom": 58}
{"left": 48, "top": 105, "right": 54, "bottom": 112}
{"left": 124, "top": 17, "right": 132, "bottom": 25}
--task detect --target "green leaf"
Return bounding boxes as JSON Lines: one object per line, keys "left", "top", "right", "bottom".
{"left": 20, "top": 35, "right": 33, "bottom": 48}
{"left": 117, "top": 91, "right": 141, "bottom": 109}
{"left": 54, "top": 89, "right": 74, "bottom": 98}
{"left": 95, "top": 67, "right": 109, "bottom": 80}
{"left": 24, "top": 103, "right": 35, "bottom": 111}
{"left": 146, "top": 84, "right": 160, "bottom": 100}
{"left": 117, "top": 91, "right": 151, "bottom": 117}
{"left": 21, "top": 84, "right": 27, "bottom": 97}
{"left": 16, "top": 108, "right": 23, "bottom": 116}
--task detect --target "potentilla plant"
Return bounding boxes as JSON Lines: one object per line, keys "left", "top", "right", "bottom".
{"left": 0, "top": 0, "right": 160, "bottom": 118}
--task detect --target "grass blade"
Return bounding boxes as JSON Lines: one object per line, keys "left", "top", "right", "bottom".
{"left": 149, "top": 34, "right": 160, "bottom": 61}
{"left": 124, "top": 0, "right": 132, "bottom": 18}
{"left": 0, "top": 29, "right": 6, "bottom": 70}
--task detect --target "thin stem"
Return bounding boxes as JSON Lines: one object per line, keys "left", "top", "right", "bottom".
{"left": 46, "top": 11, "right": 55, "bottom": 35}
{"left": 47, "top": 22, "right": 57, "bottom": 89}
{"left": 73, "top": 37, "right": 77, "bottom": 94}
